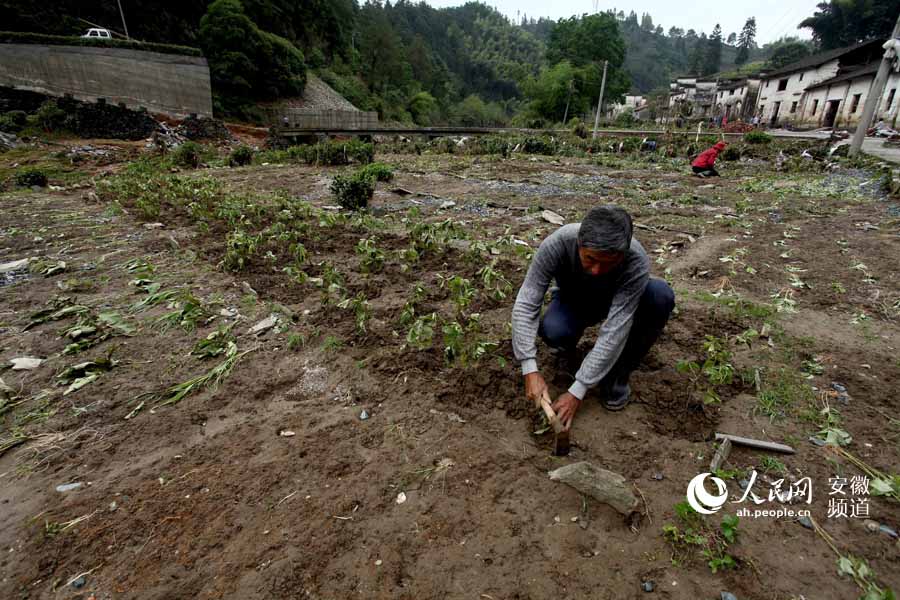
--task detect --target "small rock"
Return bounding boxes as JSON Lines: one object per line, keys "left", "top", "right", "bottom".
{"left": 108, "top": 501, "right": 118, "bottom": 512}
{"left": 375, "top": 559, "right": 382, "bottom": 566}
{"left": 652, "top": 473, "right": 664, "bottom": 481}
{"left": 721, "top": 593, "right": 737, "bottom": 600}
{"left": 396, "top": 492, "right": 407, "bottom": 504}
{"left": 71, "top": 575, "right": 86, "bottom": 589}
{"left": 570, "top": 516, "right": 578, "bottom": 522}
{"left": 541, "top": 209, "right": 565, "bottom": 225}
{"left": 642, "top": 581, "right": 655, "bottom": 592}
{"left": 359, "top": 409, "right": 369, "bottom": 420}
{"left": 10, "top": 357, "right": 43, "bottom": 371}
{"left": 143, "top": 222, "right": 164, "bottom": 229}
{"left": 797, "top": 516, "right": 814, "bottom": 530}
{"left": 279, "top": 430, "right": 296, "bottom": 437}
{"left": 248, "top": 314, "right": 279, "bottom": 335}
{"left": 864, "top": 519, "right": 880, "bottom": 532}
{"left": 738, "top": 479, "right": 750, "bottom": 490}
{"left": 808, "top": 436, "right": 826, "bottom": 447}
{"left": 439, "top": 200, "right": 456, "bottom": 209}
{"left": 241, "top": 281, "right": 258, "bottom": 296}
{"left": 56, "top": 482, "right": 83, "bottom": 493}
{"left": 219, "top": 308, "right": 238, "bottom": 318}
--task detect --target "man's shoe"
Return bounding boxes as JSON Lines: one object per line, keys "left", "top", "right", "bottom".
{"left": 600, "top": 379, "right": 631, "bottom": 411}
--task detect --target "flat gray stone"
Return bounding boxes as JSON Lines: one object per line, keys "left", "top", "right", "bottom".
{"left": 541, "top": 209, "right": 565, "bottom": 225}
{"left": 548, "top": 461, "right": 638, "bottom": 516}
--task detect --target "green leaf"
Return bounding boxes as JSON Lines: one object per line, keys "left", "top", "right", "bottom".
{"left": 870, "top": 478, "right": 894, "bottom": 496}
{"left": 837, "top": 556, "right": 855, "bottom": 577}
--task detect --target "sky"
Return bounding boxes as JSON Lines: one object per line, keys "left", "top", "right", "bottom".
{"left": 422, "top": 0, "right": 822, "bottom": 44}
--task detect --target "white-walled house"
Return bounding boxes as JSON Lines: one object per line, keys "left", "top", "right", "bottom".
{"left": 801, "top": 63, "right": 899, "bottom": 129}
{"left": 611, "top": 94, "right": 645, "bottom": 117}
{"left": 756, "top": 39, "right": 893, "bottom": 129}
{"left": 668, "top": 77, "right": 717, "bottom": 118}
{"left": 713, "top": 76, "right": 762, "bottom": 122}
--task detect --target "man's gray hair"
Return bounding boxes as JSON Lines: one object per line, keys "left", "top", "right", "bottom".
{"left": 577, "top": 205, "right": 633, "bottom": 253}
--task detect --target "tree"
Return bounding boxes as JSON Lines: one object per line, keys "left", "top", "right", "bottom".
{"left": 688, "top": 33, "right": 706, "bottom": 75}
{"left": 199, "top": 0, "right": 306, "bottom": 102}
{"left": 726, "top": 32, "right": 737, "bottom": 45}
{"left": 799, "top": 0, "right": 897, "bottom": 50}
{"left": 767, "top": 42, "right": 812, "bottom": 69}
{"left": 640, "top": 13, "right": 654, "bottom": 31}
{"left": 704, "top": 24, "right": 723, "bottom": 75}
{"left": 547, "top": 13, "right": 626, "bottom": 68}
{"left": 541, "top": 13, "right": 629, "bottom": 120}
{"left": 408, "top": 91, "right": 438, "bottom": 125}
{"left": 735, "top": 17, "right": 757, "bottom": 65}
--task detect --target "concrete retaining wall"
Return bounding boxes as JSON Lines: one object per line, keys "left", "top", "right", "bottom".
{"left": 0, "top": 43, "right": 213, "bottom": 118}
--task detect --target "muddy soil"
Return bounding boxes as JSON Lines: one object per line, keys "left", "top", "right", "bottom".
{"left": 1, "top": 143, "right": 898, "bottom": 600}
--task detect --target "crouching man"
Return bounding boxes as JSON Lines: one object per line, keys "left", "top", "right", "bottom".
{"left": 511, "top": 206, "right": 675, "bottom": 429}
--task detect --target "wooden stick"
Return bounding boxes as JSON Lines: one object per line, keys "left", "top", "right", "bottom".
{"left": 714, "top": 433, "right": 795, "bottom": 454}
{"left": 540, "top": 391, "right": 565, "bottom": 434}
{"left": 709, "top": 437, "right": 732, "bottom": 472}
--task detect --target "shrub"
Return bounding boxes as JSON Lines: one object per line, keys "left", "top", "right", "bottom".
{"left": 721, "top": 146, "right": 742, "bottom": 161}
{"left": 0, "top": 110, "right": 27, "bottom": 133}
{"left": 228, "top": 145, "right": 253, "bottom": 167}
{"left": 15, "top": 167, "right": 48, "bottom": 187}
{"left": 569, "top": 118, "right": 587, "bottom": 139}
{"left": 33, "top": 100, "right": 67, "bottom": 132}
{"left": 286, "top": 140, "right": 374, "bottom": 166}
{"left": 0, "top": 30, "right": 202, "bottom": 56}
{"left": 171, "top": 141, "right": 204, "bottom": 168}
{"left": 358, "top": 162, "right": 393, "bottom": 182}
{"left": 331, "top": 171, "right": 375, "bottom": 210}
{"left": 744, "top": 131, "right": 772, "bottom": 144}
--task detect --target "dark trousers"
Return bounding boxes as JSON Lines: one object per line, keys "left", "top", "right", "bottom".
{"left": 538, "top": 278, "right": 675, "bottom": 385}
{"left": 692, "top": 165, "right": 719, "bottom": 177}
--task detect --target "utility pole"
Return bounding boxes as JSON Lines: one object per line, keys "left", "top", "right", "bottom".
{"left": 592, "top": 60, "right": 608, "bottom": 139}
{"left": 116, "top": 0, "right": 130, "bottom": 39}
{"left": 848, "top": 12, "right": 900, "bottom": 157}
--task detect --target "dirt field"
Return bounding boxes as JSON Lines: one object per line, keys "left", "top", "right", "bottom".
{"left": 1, "top": 135, "right": 899, "bottom": 599}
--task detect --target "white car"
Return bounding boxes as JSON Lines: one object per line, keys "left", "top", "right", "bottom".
{"left": 81, "top": 28, "right": 112, "bottom": 39}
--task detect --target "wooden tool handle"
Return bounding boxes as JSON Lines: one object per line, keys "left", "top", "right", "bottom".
{"left": 539, "top": 390, "right": 565, "bottom": 434}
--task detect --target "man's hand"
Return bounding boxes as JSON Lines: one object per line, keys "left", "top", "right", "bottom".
{"left": 524, "top": 372, "right": 548, "bottom": 406}
{"left": 552, "top": 392, "right": 581, "bottom": 431}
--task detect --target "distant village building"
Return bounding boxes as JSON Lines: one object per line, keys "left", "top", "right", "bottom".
{"left": 668, "top": 77, "right": 717, "bottom": 118}
{"left": 756, "top": 39, "right": 897, "bottom": 129}
{"left": 713, "top": 76, "right": 762, "bottom": 122}
{"left": 667, "top": 37, "right": 899, "bottom": 130}
{"left": 611, "top": 94, "right": 649, "bottom": 120}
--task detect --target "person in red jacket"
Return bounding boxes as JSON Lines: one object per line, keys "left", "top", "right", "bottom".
{"left": 691, "top": 141, "right": 726, "bottom": 177}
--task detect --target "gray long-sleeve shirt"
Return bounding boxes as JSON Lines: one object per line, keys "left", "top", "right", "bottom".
{"left": 511, "top": 223, "right": 650, "bottom": 400}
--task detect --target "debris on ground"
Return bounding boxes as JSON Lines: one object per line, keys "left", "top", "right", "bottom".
{"left": 10, "top": 357, "right": 43, "bottom": 371}
{"left": 55, "top": 482, "right": 84, "bottom": 493}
